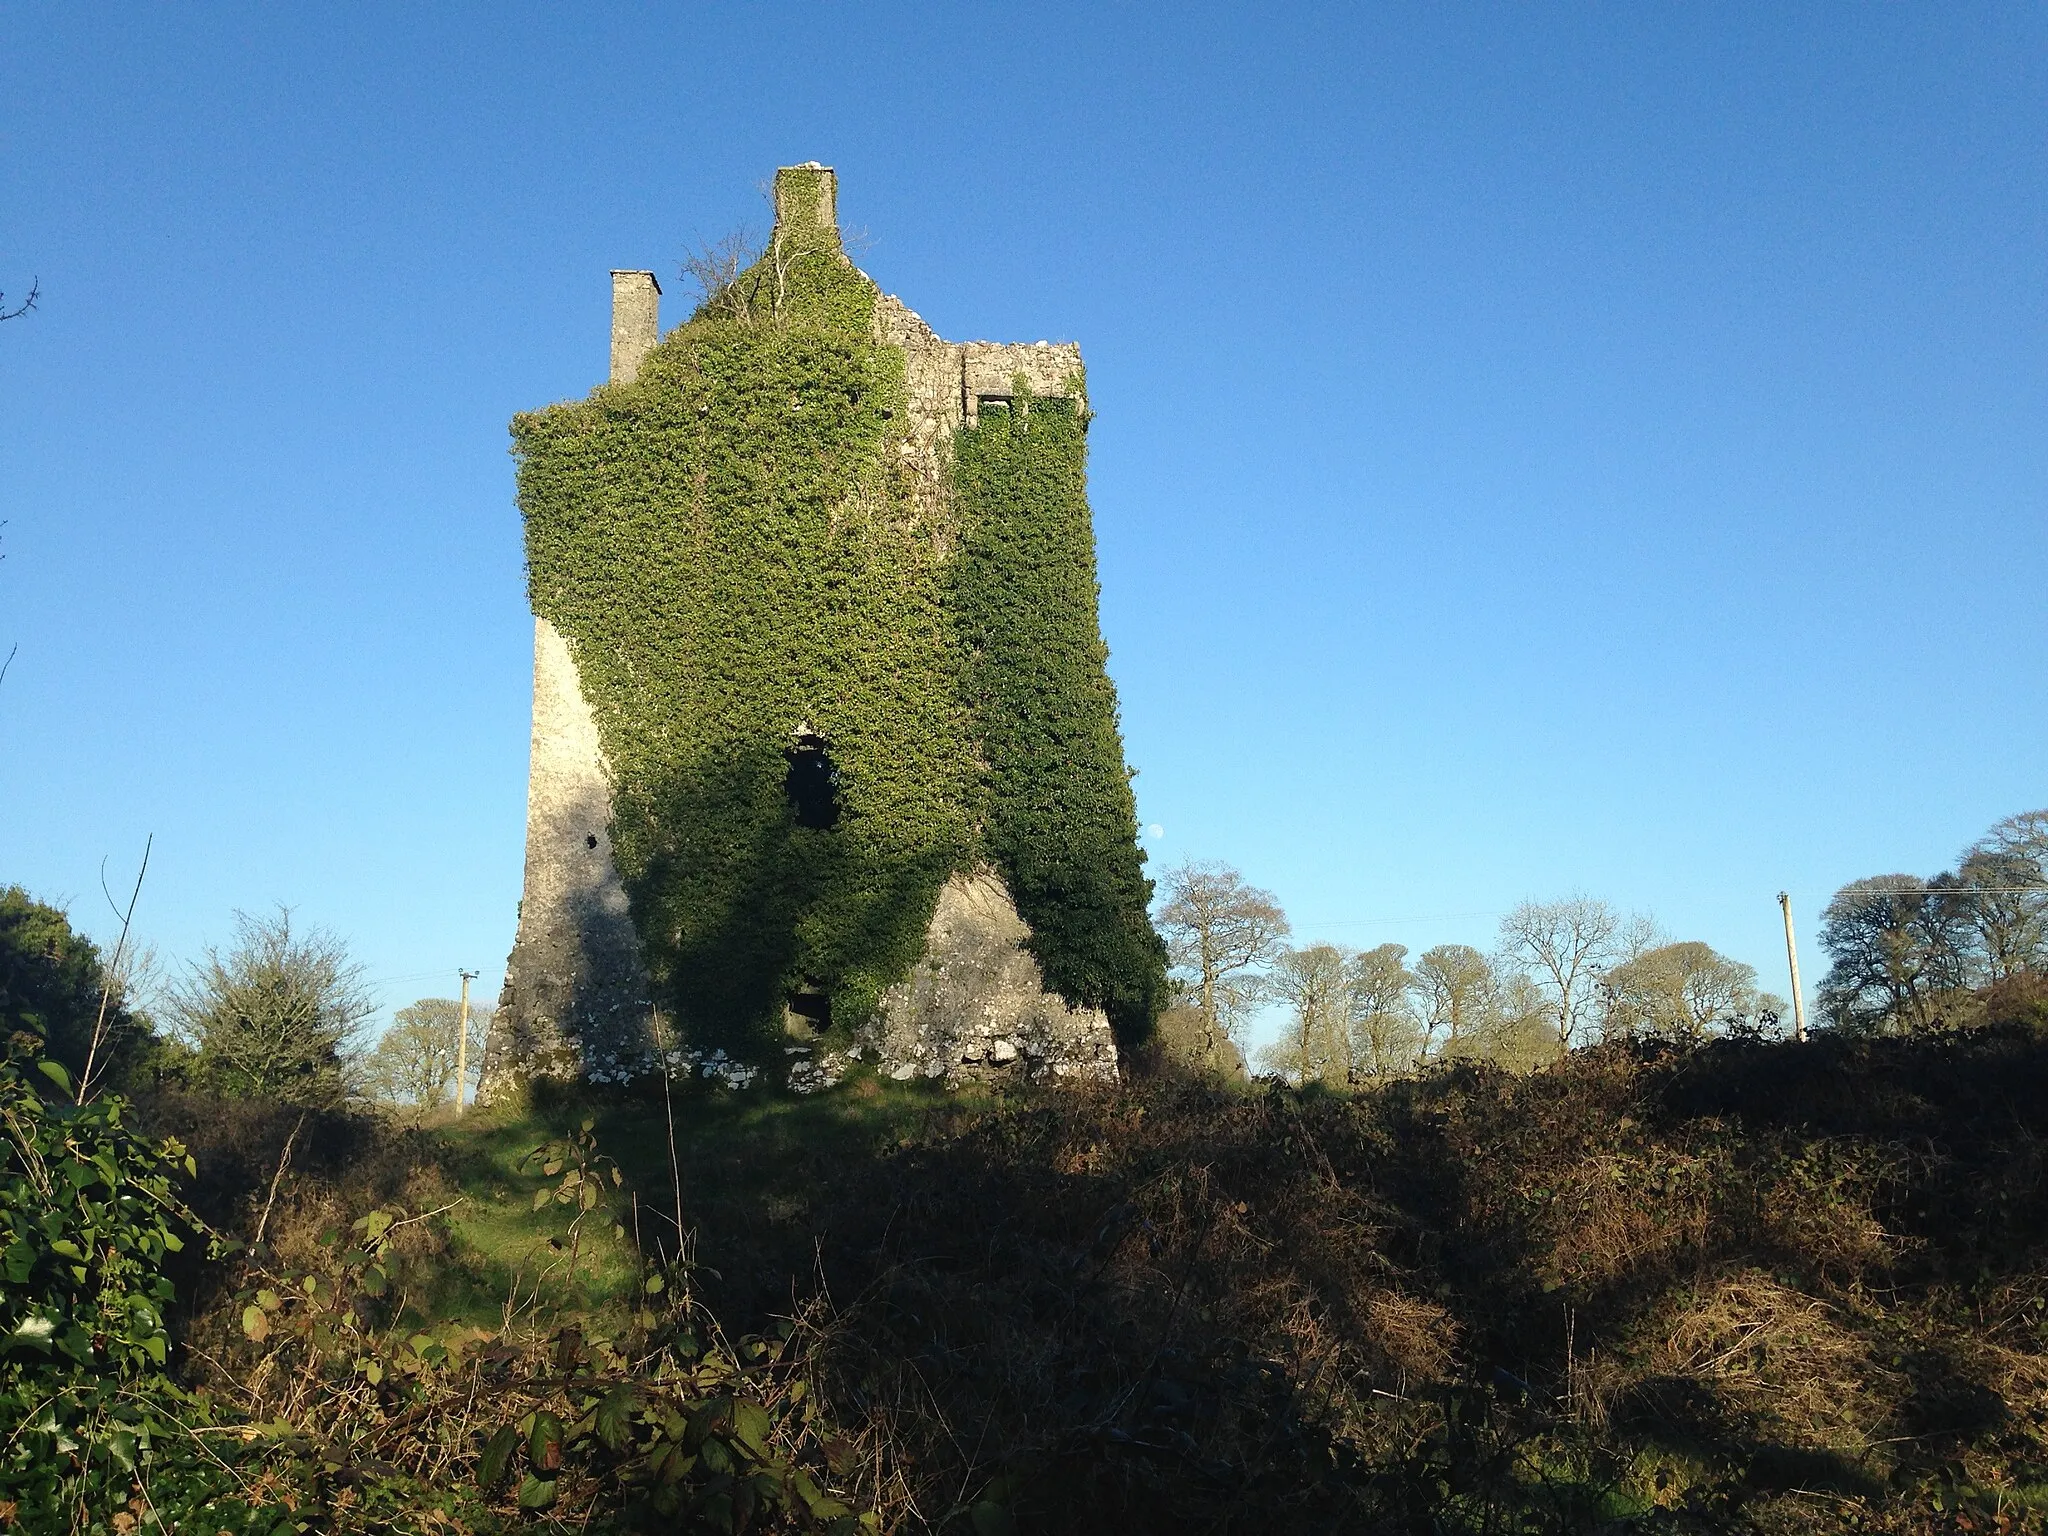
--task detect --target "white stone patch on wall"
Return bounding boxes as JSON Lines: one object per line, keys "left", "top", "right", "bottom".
{"left": 786, "top": 1044, "right": 861, "bottom": 1095}
{"left": 865, "top": 870, "right": 1118, "bottom": 1084}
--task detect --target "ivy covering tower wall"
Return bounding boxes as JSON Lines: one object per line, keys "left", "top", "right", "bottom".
{"left": 503, "top": 165, "right": 1162, "bottom": 1075}
{"left": 950, "top": 395, "right": 1166, "bottom": 1038}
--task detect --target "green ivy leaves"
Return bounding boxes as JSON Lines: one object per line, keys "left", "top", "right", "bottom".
{"left": 950, "top": 391, "right": 1167, "bottom": 1048}
{"left": 0, "top": 1047, "right": 194, "bottom": 1388}
{"left": 517, "top": 293, "right": 971, "bottom": 1054}
{"left": 465, "top": 1339, "right": 871, "bottom": 1532}
{"left": 0, "top": 1042, "right": 251, "bottom": 1527}
{"left": 516, "top": 210, "right": 1164, "bottom": 1062}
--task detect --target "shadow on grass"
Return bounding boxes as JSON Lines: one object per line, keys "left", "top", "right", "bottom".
{"left": 427, "top": 1069, "right": 966, "bottom": 1329}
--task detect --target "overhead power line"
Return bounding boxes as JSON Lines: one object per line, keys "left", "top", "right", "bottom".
{"left": 1294, "top": 886, "right": 2048, "bottom": 931}
{"left": 363, "top": 968, "right": 469, "bottom": 990}
{"left": 1291, "top": 910, "right": 1507, "bottom": 928}
{"left": 1833, "top": 886, "right": 2048, "bottom": 897}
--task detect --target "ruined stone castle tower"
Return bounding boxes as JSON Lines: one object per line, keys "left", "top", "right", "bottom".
{"left": 490, "top": 165, "right": 1162, "bottom": 1095}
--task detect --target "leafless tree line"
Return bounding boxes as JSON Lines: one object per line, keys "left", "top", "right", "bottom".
{"left": 1153, "top": 862, "right": 1782, "bottom": 1086}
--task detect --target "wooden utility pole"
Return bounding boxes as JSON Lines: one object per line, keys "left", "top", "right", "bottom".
{"left": 455, "top": 969, "right": 479, "bottom": 1114}
{"left": 1777, "top": 894, "right": 1807, "bottom": 1042}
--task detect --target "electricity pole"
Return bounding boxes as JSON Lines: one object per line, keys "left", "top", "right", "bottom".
{"left": 455, "top": 969, "right": 479, "bottom": 1114}
{"left": 1777, "top": 894, "right": 1807, "bottom": 1042}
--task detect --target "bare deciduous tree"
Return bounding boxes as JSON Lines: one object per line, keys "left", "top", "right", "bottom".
{"left": 1156, "top": 861, "right": 1290, "bottom": 1067}
{"left": 1959, "top": 810, "right": 2048, "bottom": 981}
{"left": 1498, "top": 897, "right": 1622, "bottom": 1056}
{"left": 366, "top": 997, "right": 493, "bottom": 1114}
{"left": 1257, "top": 943, "right": 1353, "bottom": 1084}
{"left": 1602, "top": 941, "right": 1767, "bottom": 1040}
{"left": 1472, "top": 966, "right": 1558, "bottom": 1070}
{"left": 1811, "top": 810, "right": 2048, "bottom": 1035}
{"left": 1346, "top": 943, "right": 1422, "bottom": 1079}
{"left": 681, "top": 231, "right": 762, "bottom": 323}
{"left": 1615, "top": 913, "right": 1668, "bottom": 966}
{"left": 1414, "top": 944, "right": 1495, "bottom": 1059}
{"left": 1817, "top": 876, "right": 1976, "bottom": 1033}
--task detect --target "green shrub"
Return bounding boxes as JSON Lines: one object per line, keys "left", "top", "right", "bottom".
{"left": 2, "top": 1035, "right": 873, "bottom": 1532}
{"left": 0, "top": 1040, "right": 288, "bottom": 1531}
{"left": 0, "top": 884, "right": 152, "bottom": 1090}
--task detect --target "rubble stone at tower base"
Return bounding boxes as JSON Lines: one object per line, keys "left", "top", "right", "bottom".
{"left": 862, "top": 870, "right": 1119, "bottom": 1084}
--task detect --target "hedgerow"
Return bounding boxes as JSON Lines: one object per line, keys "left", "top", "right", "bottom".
{"left": 514, "top": 165, "right": 1162, "bottom": 1057}
{"left": 667, "top": 1026, "right": 2048, "bottom": 1534}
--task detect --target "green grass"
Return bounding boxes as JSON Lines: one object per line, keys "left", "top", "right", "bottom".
{"left": 418, "top": 1100, "right": 641, "bottom": 1329}
{"left": 418, "top": 1067, "right": 968, "bottom": 1332}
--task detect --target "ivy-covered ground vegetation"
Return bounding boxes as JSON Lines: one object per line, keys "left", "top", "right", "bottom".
{"left": 513, "top": 165, "right": 1163, "bottom": 1058}
{"left": 9, "top": 871, "right": 2048, "bottom": 1534}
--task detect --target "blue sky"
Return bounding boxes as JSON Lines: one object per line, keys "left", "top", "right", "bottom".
{"left": 3, "top": 4, "right": 2043, "bottom": 1046}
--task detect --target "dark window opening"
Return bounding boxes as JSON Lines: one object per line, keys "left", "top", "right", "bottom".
{"left": 784, "top": 733, "right": 840, "bottom": 830}
{"left": 585, "top": 833, "right": 599, "bottom": 850}
{"left": 785, "top": 987, "right": 832, "bottom": 1033}
{"left": 976, "top": 394, "right": 1011, "bottom": 418}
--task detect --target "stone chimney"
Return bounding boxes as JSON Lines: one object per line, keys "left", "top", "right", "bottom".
{"left": 772, "top": 162, "right": 838, "bottom": 239}
{"left": 609, "top": 270, "right": 661, "bottom": 385}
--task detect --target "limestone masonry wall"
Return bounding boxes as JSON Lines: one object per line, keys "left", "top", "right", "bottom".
{"left": 485, "top": 617, "right": 654, "bottom": 1099}
{"left": 865, "top": 872, "right": 1117, "bottom": 1085}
